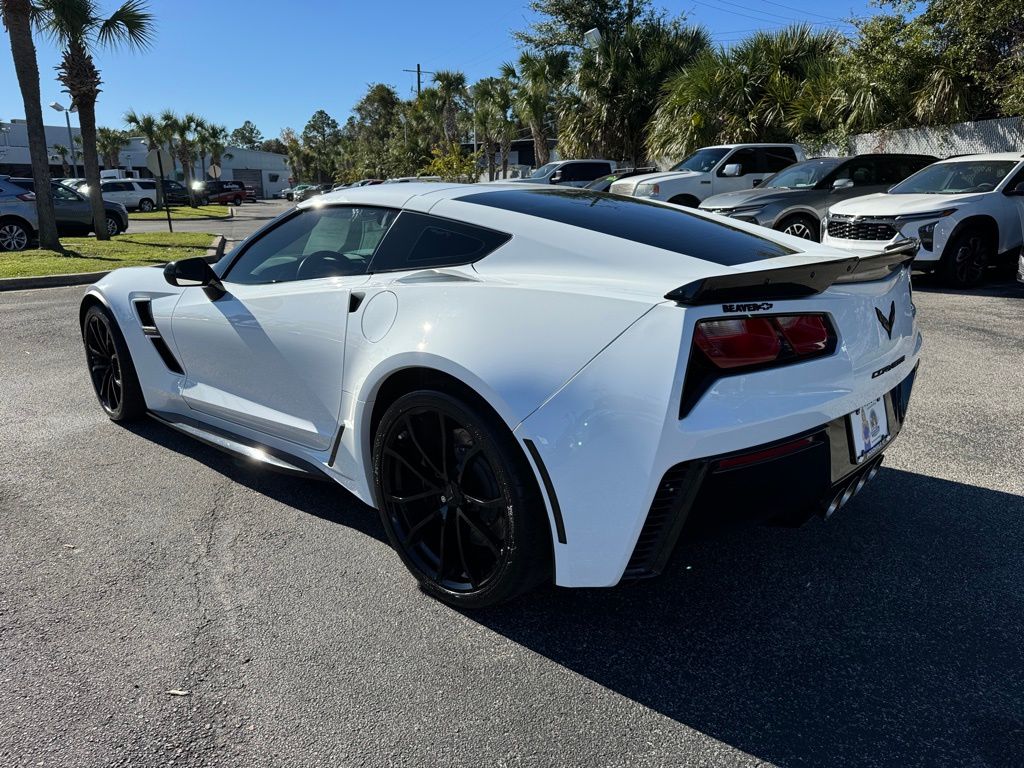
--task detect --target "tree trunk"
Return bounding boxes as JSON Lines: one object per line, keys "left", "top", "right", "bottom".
{"left": 532, "top": 122, "right": 549, "bottom": 166}
{"left": 500, "top": 134, "right": 511, "bottom": 178}
{"left": 75, "top": 99, "right": 109, "bottom": 241}
{"left": 2, "top": 0, "right": 60, "bottom": 250}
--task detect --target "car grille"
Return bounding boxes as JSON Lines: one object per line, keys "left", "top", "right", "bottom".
{"left": 827, "top": 217, "right": 898, "bottom": 241}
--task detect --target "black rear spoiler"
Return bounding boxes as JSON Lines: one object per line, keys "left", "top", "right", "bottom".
{"left": 665, "top": 239, "right": 918, "bottom": 305}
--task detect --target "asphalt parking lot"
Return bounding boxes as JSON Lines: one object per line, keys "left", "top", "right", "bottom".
{"left": 129, "top": 199, "right": 293, "bottom": 244}
{"left": 1, "top": 271, "right": 1022, "bottom": 767}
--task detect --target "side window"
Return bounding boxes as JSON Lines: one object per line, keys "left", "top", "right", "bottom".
{"left": 52, "top": 184, "right": 80, "bottom": 201}
{"left": 760, "top": 148, "right": 797, "bottom": 173}
{"left": 138, "top": 180, "right": 156, "bottom": 190}
{"left": 559, "top": 163, "right": 584, "bottom": 182}
{"left": 719, "top": 148, "right": 757, "bottom": 176}
{"left": 837, "top": 158, "right": 878, "bottom": 186}
{"left": 369, "top": 211, "right": 511, "bottom": 272}
{"left": 225, "top": 206, "right": 397, "bottom": 285}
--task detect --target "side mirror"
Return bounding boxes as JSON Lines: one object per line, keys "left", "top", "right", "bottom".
{"left": 752, "top": 178, "right": 763, "bottom": 187}
{"left": 1007, "top": 182, "right": 1024, "bottom": 196}
{"left": 164, "top": 256, "right": 225, "bottom": 300}
{"left": 550, "top": 170, "right": 563, "bottom": 184}
{"left": 832, "top": 178, "right": 855, "bottom": 191}
{"left": 721, "top": 163, "right": 742, "bottom": 177}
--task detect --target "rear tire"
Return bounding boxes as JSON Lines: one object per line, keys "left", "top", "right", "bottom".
{"left": 0, "top": 219, "right": 31, "bottom": 252}
{"left": 940, "top": 226, "right": 992, "bottom": 288}
{"left": 81, "top": 304, "right": 145, "bottom": 422}
{"left": 233, "top": 196, "right": 242, "bottom": 206}
{"left": 776, "top": 213, "right": 819, "bottom": 241}
{"left": 138, "top": 198, "right": 155, "bottom": 212}
{"left": 373, "top": 390, "right": 552, "bottom": 608}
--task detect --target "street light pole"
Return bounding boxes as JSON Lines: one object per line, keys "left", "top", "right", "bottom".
{"left": 49, "top": 101, "right": 79, "bottom": 177}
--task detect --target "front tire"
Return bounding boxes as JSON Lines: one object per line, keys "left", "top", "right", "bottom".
{"left": 138, "top": 198, "right": 155, "bottom": 212}
{"left": 82, "top": 305, "right": 145, "bottom": 422}
{"left": 0, "top": 220, "right": 31, "bottom": 252}
{"left": 940, "top": 226, "right": 992, "bottom": 288}
{"left": 233, "top": 196, "right": 242, "bottom": 206}
{"left": 373, "top": 390, "right": 551, "bottom": 608}
{"left": 776, "top": 213, "right": 819, "bottom": 241}
{"left": 104, "top": 215, "right": 122, "bottom": 236}
{"left": 668, "top": 194, "right": 699, "bottom": 208}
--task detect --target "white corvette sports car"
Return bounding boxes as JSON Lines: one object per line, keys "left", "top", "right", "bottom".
{"left": 80, "top": 183, "right": 922, "bottom": 607}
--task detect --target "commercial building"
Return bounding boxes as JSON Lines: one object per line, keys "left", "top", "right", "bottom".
{"left": 0, "top": 119, "right": 290, "bottom": 198}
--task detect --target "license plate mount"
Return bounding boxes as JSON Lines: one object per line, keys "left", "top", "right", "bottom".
{"left": 848, "top": 397, "right": 889, "bottom": 463}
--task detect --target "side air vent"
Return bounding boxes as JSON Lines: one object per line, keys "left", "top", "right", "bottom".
{"left": 623, "top": 461, "right": 707, "bottom": 579}
{"left": 132, "top": 298, "right": 184, "bottom": 374}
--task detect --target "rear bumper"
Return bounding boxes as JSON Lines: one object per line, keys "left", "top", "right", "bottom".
{"left": 625, "top": 364, "right": 918, "bottom": 578}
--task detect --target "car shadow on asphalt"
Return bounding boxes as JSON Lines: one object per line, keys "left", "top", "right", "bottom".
{"left": 912, "top": 272, "right": 1022, "bottom": 298}
{"left": 123, "top": 418, "right": 386, "bottom": 543}
{"left": 467, "top": 467, "right": 1024, "bottom": 768}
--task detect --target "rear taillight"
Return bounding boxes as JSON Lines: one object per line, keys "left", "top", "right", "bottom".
{"left": 693, "top": 314, "right": 833, "bottom": 369}
{"left": 17, "top": 192, "right": 35, "bottom": 201}
{"left": 681, "top": 313, "right": 836, "bottom": 417}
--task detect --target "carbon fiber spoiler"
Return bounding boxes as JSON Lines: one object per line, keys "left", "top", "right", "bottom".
{"left": 665, "top": 239, "right": 918, "bottom": 305}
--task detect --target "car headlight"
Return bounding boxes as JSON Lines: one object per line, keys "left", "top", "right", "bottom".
{"left": 635, "top": 182, "right": 659, "bottom": 197}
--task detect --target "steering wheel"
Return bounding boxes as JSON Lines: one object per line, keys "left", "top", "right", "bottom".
{"left": 969, "top": 182, "right": 995, "bottom": 193}
{"left": 296, "top": 250, "right": 364, "bottom": 280}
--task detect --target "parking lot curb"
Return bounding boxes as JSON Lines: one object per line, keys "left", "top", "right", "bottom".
{"left": 0, "top": 235, "right": 225, "bottom": 292}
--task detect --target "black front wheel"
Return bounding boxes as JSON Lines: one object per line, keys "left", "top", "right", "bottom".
{"left": 940, "top": 227, "right": 992, "bottom": 288}
{"left": 82, "top": 305, "right": 145, "bottom": 422}
{"left": 373, "top": 390, "right": 551, "bottom": 608}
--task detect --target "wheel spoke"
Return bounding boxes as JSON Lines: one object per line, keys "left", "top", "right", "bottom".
{"left": 455, "top": 517, "right": 478, "bottom": 588}
{"left": 403, "top": 416, "right": 443, "bottom": 480}
{"left": 401, "top": 508, "right": 441, "bottom": 547}
{"left": 435, "top": 511, "right": 452, "bottom": 579}
{"left": 463, "top": 493, "right": 505, "bottom": 509}
{"left": 388, "top": 489, "right": 441, "bottom": 505}
{"left": 438, "top": 411, "right": 448, "bottom": 480}
{"left": 456, "top": 444, "right": 483, "bottom": 484}
{"left": 384, "top": 448, "right": 440, "bottom": 491}
{"left": 458, "top": 508, "right": 502, "bottom": 557}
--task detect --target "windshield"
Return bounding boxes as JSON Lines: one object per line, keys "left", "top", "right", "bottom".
{"left": 890, "top": 160, "right": 1018, "bottom": 194}
{"left": 763, "top": 158, "right": 843, "bottom": 189}
{"left": 530, "top": 163, "right": 560, "bottom": 179}
{"left": 671, "top": 148, "right": 730, "bottom": 173}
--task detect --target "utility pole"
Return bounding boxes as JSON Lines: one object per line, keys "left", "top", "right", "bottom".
{"left": 402, "top": 64, "right": 435, "bottom": 97}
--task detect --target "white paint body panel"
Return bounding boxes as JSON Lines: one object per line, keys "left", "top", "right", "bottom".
{"left": 84, "top": 182, "right": 921, "bottom": 588}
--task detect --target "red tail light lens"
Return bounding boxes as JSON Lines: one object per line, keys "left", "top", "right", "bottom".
{"left": 694, "top": 318, "right": 781, "bottom": 368}
{"left": 775, "top": 315, "right": 830, "bottom": 355}
{"left": 693, "top": 314, "right": 834, "bottom": 370}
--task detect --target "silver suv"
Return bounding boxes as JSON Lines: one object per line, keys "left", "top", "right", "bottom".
{"left": 0, "top": 175, "right": 129, "bottom": 251}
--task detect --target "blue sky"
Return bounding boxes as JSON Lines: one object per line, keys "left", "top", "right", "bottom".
{"left": 2, "top": 0, "right": 877, "bottom": 140}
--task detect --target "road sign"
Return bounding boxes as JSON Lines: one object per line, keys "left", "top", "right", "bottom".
{"left": 145, "top": 147, "right": 171, "bottom": 176}
{"left": 207, "top": 163, "right": 222, "bottom": 179}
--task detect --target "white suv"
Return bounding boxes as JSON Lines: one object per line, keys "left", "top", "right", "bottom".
{"left": 99, "top": 179, "right": 159, "bottom": 212}
{"left": 823, "top": 153, "right": 1024, "bottom": 287}
{"left": 609, "top": 144, "right": 805, "bottom": 206}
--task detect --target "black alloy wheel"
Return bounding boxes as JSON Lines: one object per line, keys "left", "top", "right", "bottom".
{"left": 82, "top": 305, "right": 144, "bottom": 422}
{"left": 374, "top": 391, "right": 550, "bottom": 607}
{"left": 942, "top": 227, "right": 991, "bottom": 287}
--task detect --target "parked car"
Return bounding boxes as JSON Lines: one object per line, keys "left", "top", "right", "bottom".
{"left": 285, "top": 184, "right": 313, "bottom": 202}
{"left": 350, "top": 179, "right": 383, "bottom": 188}
{"left": 159, "top": 179, "right": 204, "bottom": 206}
{"left": 203, "top": 180, "right": 247, "bottom": 205}
{"left": 508, "top": 159, "right": 615, "bottom": 187}
{"left": 80, "top": 182, "right": 920, "bottom": 606}
{"left": 97, "top": 178, "right": 160, "bottom": 212}
{"left": 1, "top": 176, "right": 128, "bottom": 249}
{"left": 584, "top": 167, "right": 657, "bottom": 193}
{"left": 822, "top": 153, "right": 1024, "bottom": 287}
{"left": 244, "top": 185, "right": 258, "bottom": 202}
{"left": 699, "top": 154, "right": 937, "bottom": 241}
{"left": 382, "top": 176, "right": 444, "bottom": 184}
{"left": 611, "top": 144, "right": 806, "bottom": 206}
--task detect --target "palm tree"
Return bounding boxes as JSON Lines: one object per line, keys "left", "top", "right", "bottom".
{"left": 95, "top": 126, "right": 127, "bottom": 169}
{"left": 196, "top": 122, "right": 228, "bottom": 178}
{"left": 501, "top": 51, "right": 569, "bottom": 168}
{"left": 123, "top": 108, "right": 166, "bottom": 206}
{"left": 161, "top": 111, "right": 203, "bottom": 204}
{"left": 1, "top": 0, "right": 60, "bottom": 250}
{"left": 471, "top": 79, "right": 501, "bottom": 180}
{"left": 559, "top": 21, "right": 712, "bottom": 166}
{"left": 432, "top": 70, "right": 468, "bottom": 144}
{"left": 52, "top": 143, "right": 72, "bottom": 175}
{"left": 35, "top": 0, "right": 153, "bottom": 240}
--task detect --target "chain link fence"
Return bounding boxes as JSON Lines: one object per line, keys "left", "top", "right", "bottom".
{"left": 823, "top": 116, "right": 1024, "bottom": 158}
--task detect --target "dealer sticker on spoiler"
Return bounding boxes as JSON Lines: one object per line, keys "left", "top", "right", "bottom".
{"left": 850, "top": 397, "right": 889, "bottom": 463}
